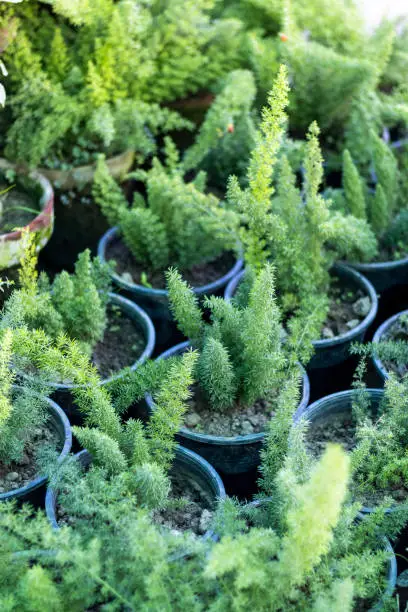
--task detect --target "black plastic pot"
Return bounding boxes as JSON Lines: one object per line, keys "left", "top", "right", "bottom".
{"left": 0, "top": 395, "right": 72, "bottom": 505}
{"left": 50, "top": 292, "right": 155, "bottom": 421}
{"left": 293, "top": 388, "right": 402, "bottom": 514}
{"left": 45, "top": 445, "right": 225, "bottom": 539}
{"left": 98, "top": 227, "right": 244, "bottom": 351}
{"left": 345, "top": 257, "right": 408, "bottom": 294}
{"left": 372, "top": 309, "right": 408, "bottom": 383}
{"left": 144, "top": 341, "right": 310, "bottom": 476}
{"left": 225, "top": 263, "right": 378, "bottom": 371}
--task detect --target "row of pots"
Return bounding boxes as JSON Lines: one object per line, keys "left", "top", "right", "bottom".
{"left": 1, "top": 387, "right": 398, "bottom": 611}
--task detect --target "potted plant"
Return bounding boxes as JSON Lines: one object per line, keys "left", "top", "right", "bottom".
{"left": 209, "top": 444, "right": 400, "bottom": 610}
{"left": 45, "top": 350, "right": 225, "bottom": 538}
{"left": 95, "top": 145, "right": 243, "bottom": 349}
{"left": 144, "top": 264, "right": 310, "bottom": 475}
{"left": 0, "top": 159, "right": 53, "bottom": 270}
{"left": 295, "top": 369, "right": 408, "bottom": 512}
{"left": 0, "top": 328, "right": 72, "bottom": 503}
{"left": 372, "top": 310, "right": 408, "bottom": 382}
{"left": 1, "top": 1, "right": 194, "bottom": 267}
{"left": 333, "top": 137, "right": 408, "bottom": 292}
{"left": 1, "top": 238, "right": 155, "bottom": 416}
{"left": 224, "top": 66, "right": 378, "bottom": 373}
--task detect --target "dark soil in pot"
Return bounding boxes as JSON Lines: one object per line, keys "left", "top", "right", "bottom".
{"left": 40, "top": 188, "right": 109, "bottom": 273}
{"left": 0, "top": 183, "right": 39, "bottom": 232}
{"left": 153, "top": 472, "right": 214, "bottom": 536}
{"left": 305, "top": 411, "right": 408, "bottom": 508}
{"left": 185, "top": 385, "right": 280, "bottom": 437}
{"left": 106, "top": 236, "right": 236, "bottom": 290}
{"left": 0, "top": 424, "right": 60, "bottom": 494}
{"left": 91, "top": 303, "right": 146, "bottom": 379}
{"left": 320, "top": 277, "right": 371, "bottom": 339}
{"left": 305, "top": 411, "right": 357, "bottom": 458}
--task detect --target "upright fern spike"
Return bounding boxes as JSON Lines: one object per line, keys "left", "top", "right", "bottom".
{"left": 18, "top": 228, "right": 38, "bottom": 296}
{"left": 370, "top": 183, "right": 388, "bottom": 236}
{"left": 197, "top": 337, "right": 236, "bottom": 410}
{"left": 92, "top": 156, "right": 128, "bottom": 227}
{"left": 342, "top": 149, "right": 366, "bottom": 220}
{"left": 166, "top": 268, "right": 203, "bottom": 343}
{"left": 0, "top": 329, "right": 14, "bottom": 428}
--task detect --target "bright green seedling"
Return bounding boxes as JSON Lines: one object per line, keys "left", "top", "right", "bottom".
{"left": 70, "top": 350, "right": 198, "bottom": 510}
{"left": 1, "top": 232, "right": 111, "bottom": 356}
{"left": 339, "top": 135, "right": 407, "bottom": 260}
{"left": 93, "top": 147, "right": 239, "bottom": 278}
{"left": 229, "top": 66, "right": 377, "bottom": 339}
{"left": 167, "top": 264, "right": 309, "bottom": 412}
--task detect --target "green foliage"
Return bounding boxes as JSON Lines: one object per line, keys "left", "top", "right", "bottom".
{"left": 342, "top": 149, "right": 366, "bottom": 220}
{"left": 228, "top": 65, "right": 289, "bottom": 272}
{"left": 167, "top": 265, "right": 304, "bottom": 412}
{"left": 197, "top": 337, "right": 237, "bottom": 410}
{"left": 2, "top": 247, "right": 110, "bottom": 355}
{"left": 182, "top": 69, "right": 257, "bottom": 175}
{"left": 371, "top": 130, "right": 399, "bottom": 219}
{"left": 285, "top": 38, "right": 375, "bottom": 133}
{"left": 148, "top": 350, "right": 197, "bottom": 470}
{"left": 70, "top": 350, "right": 197, "bottom": 511}
{"left": 166, "top": 268, "right": 203, "bottom": 342}
{"left": 0, "top": 328, "right": 14, "bottom": 428}
{"left": 95, "top": 156, "right": 239, "bottom": 276}
{"left": 370, "top": 184, "right": 389, "bottom": 236}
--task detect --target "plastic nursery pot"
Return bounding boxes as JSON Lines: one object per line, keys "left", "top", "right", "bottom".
{"left": 372, "top": 309, "right": 408, "bottom": 384}
{"left": 344, "top": 256, "right": 408, "bottom": 294}
{"left": 293, "top": 388, "right": 398, "bottom": 514}
{"left": 225, "top": 264, "right": 378, "bottom": 371}
{"left": 144, "top": 341, "right": 310, "bottom": 476}
{"left": 0, "top": 394, "right": 72, "bottom": 505}
{"left": 0, "top": 159, "right": 54, "bottom": 270}
{"left": 50, "top": 292, "right": 155, "bottom": 421}
{"left": 98, "top": 226, "right": 244, "bottom": 348}
{"left": 45, "top": 445, "right": 225, "bottom": 540}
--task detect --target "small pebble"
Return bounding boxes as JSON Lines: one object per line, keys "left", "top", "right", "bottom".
{"left": 199, "top": 509, "right": 212, "bottom": 534}
{"left": 241, "top": 420, "right": 254, "bottom": 435}
{"left": 352, "top": 296, "right": 371, "bottom": 318}
{"left": 322, "top": 327, "right": 335, "bottom": 339}
{"left": 346, "top": 319, "right": 360, "bottom": 330}
{"left": 120, "top": 272, "right": 134, "bottom": 284}
{"left": 6, "top": 472, "right": 19, "bottom": 482}
{"left": 185, "top": 413, "right": 201, "bottom": 428}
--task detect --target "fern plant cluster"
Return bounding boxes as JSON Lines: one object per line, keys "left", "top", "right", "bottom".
{"left": 1, "top": 234, "right": 111, "bottom": 356}
{"left": 0, "top": 0, "right": 244, "bottom": 168}
{"left": 0, "top": 440, "right": 402, "bottom": 610}
{"left": 166, "top": 263, "right": 314, "bottom": 414}
{"left": 228, "top": 66, "right": 377, "bottom": 342}
{"left": 328, "top": 135, "right": 408, "bottom": 260}
{"left": 93, "top": 148, "right": 240, "bottom": 279}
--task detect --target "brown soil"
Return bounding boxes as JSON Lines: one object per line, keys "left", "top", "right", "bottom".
{"left": 305, "top": 412, "right": 357, "bottom": 459}
{"left": 379, "top": 314, "right": 408, "bottom": 378}
{"left": 92, "top": 304, "right": 146, "bottom": 379}
{"left": 0, "top": 184, "right": 39, "bottom": 233}
{"left": 0, "top": 425, "right": 60, "bottom": 494}
{"left": 321, "top": 278, "right": 370, "bottom": 339}
{"left": 184, "top": 385, "right": 281, "bottom": 437}
{"left": 106, "top": 236, "right": 235, "bottom": 289}
{"left": 153, "top": 472, "right": 213, "bottom": 536}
